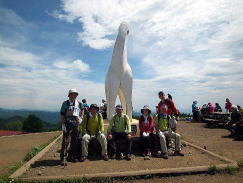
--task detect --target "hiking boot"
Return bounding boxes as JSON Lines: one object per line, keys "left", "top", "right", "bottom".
{"left": 103, "top": 155, "right": 109, "bottom": 161}
{"left": 116, "top": 153, "right": 122, "bottom": 160}
{"left": 161, "top": 152, "right": 168, "bottom": 159}
{"left": 144, "top": 155, "right": 150, "bottom": 160}
{"left": 125, "top": 154, "right": 132, "bottom": 161}
{"left": 174, "top": 151, "right": 184, "bottom": 156}
{"left": 147, "top": 151, "right": 151, "bottom": 157}
{"left": 60, "top": 159, "right": 67, "bottom": 166}
{"left": 110, "top": 154, "right": 116, "bottom": 159}
{"left": 79, "top": 156, "right": 87, "bottom": 162}
{"left": 73, "top": 158, "right": 79, "bottom": 163}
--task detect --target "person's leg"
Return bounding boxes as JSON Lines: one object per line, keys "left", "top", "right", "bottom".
{"left": 158, "top": 131, "right": 167, "bottom": 153}
{"left": 123, "top": 133, "right": 132, "bottom": 156}
{"left": 96, "top": 133, "right": 108, "bottom": 160}
{"left": 81, "top": 134, "right": 91, "bottom": 158}
{"left": 69, "top": 127, "right": 79, "bottom": 161}
{"left": 108, "top": 133, "right": 117, "bottom": 157}
{"left": 60, "top": 131, "right": 67, "bottom": 161}
{"left": 165, "top": 131, "right": 184, "bottom": 156}
{"left": 140, "top": 134, "right": 146, "bottom": 155}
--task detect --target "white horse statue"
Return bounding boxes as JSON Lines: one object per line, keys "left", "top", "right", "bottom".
{"left": 105, "top": 22, "right": 133, "bottom": 120}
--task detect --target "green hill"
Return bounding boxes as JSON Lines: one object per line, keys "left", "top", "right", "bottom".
{"left": 0, "top": 108, "right": 59, "bottom": 124}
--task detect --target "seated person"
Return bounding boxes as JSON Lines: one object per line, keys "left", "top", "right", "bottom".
{"left": 214, "top": 103, "right": 222, "bottom": 112}
{"left": 107, "top": 105, "right": 132, "bottom": 160}
{"left": 226, "top": 105, "right": 242, "bottom": 137}
{"left": 139, "top": 105, "right": 154, "bottom": 159}
{"left": 232, "top": 119, "right": 243, "bottom": 139}
{"left": 207, "top": 102, "right": 214, "bottom": 114}
{"left": 80, "top": 104, "right": 108, "bottom": 161}
{"left": 155, "top": 104, "right": 184, "bottom": 159}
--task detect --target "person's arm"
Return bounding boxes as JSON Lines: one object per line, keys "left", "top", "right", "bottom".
{"left": 79, "top": 102, "right": 84, "bottom": 118}
{"left": 81, "top": 115, "right": 87, "bottom": 135}
{"left": 99, "top": 113, "right": 104, "bottom": 133}
{"left": 139, "top": 116, "right": 144, "bottom": 133}
{"left": 148, "top": 116, "right": 154, "bottom": 133}
{"left": 154, "top": 115, "right": 159, "bottom": 132}
{"left": 60, "top": 101, "right": 66, "bottom": 124}
{"left": 107, "top": 116, "right": 114, "bottom": 135}
{"left": 60, "top": 115, "right": 65, "bottom": 124}
{"left": 157, "top": 102, "right": 161, "bottom": 114}
{"left": 107, "top": 116, "right": 114, "bottom": 140}
{"left": 170, "top": 100, "right": 178, "bottom": 115}
{"left": 126, "top": 115, "right": 132, "bottom": 134}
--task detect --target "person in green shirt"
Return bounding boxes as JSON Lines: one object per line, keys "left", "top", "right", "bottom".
{"left": 107, "top": 105, "right": 132, "bottom": 160}
{"left": 155, "top": 104, "right": 184, "bottom": 159}
{"left": 80, "top": 104, "right": 109, "bottom": 161}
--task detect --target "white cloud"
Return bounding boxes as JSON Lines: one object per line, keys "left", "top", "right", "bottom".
{"left": 0, "top": 46, "right": 40, "bottom": 67}
{"left": 52, "top": 0, "right": 243, "bottom": 112}
{"left": 53, "top": 59, "right": 91, "bottom": 72}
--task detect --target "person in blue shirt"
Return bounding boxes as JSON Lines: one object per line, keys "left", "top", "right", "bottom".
{"left": 192, "top": 101, "right": 198, "bottom": 121}
{"left": 82, "top": 99, "right": 89, "bottom": 115}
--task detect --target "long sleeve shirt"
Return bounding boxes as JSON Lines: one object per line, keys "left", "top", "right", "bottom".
{"left": 139, "top": 115, "right": 154, "bottom": 133}
{"left": 158, "top": 99, "right": 178, "bottom": 115}
{"left": 81, "top": 113, "right": 104, "bottom": 136}
{"left": 107, "top": 114, "right": 131, "bottom": 133}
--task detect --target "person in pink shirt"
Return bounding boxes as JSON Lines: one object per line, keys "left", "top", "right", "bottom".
{"left": 139, "top": 105, "right": 154, "bottom": 159}
{"left": 207, "top": 102, "right": 214, "bottom": 114}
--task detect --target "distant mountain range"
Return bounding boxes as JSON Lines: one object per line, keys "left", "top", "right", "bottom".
{"left": 0, "top": 108, "right": 59, "bottom": 124}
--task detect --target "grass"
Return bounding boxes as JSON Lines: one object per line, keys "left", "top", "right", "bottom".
{"left": 208, "top": 165, "right": 240, "bottom": 175}
{"left": 0, "top": 135, "right": 59, "bottom": 183}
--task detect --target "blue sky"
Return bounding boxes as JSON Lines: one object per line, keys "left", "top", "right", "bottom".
{"left": 0, "top": 0, "right": 243, "bottom": 113}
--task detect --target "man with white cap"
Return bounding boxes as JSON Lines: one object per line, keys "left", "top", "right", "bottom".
{"left": 107, "top": 104, "right": 132, "bottom": 160}
{"left": 60, "top": 89, "right": 84, "bottom": 165}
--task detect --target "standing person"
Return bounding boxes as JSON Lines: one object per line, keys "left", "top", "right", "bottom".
{"left": 225, "top": 98, "right": 232, "bottom": 112}
{"left": 192, "top": 101, "right": 198, "bottom": 121}
{"left": 214, "top": 103, "right": 222, "bottom": 112}
{"left": 157, "top": 91, "right": 179, "bottom": 118}
{"left": 82, "top": 99, "right": 89, "bottom": 115}
{"left": 80, "top": 104, "right": 109, "bottom": 161}
{"left": 100, "top": 99, "right": 107, "bottom": 119}
{"left": 155, "top": 104, "right": 184, "bottom": 159}
{"left": 139, "top": 105, "right": 154, "bottom": 159}
{"left": 107, "top": 105, "right": 132, "bottom": 160}
{"left": 60, "top": 89, "right": 84, "bottom": 165}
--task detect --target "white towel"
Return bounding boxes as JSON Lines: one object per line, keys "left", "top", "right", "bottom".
{"left": 73, "top": 100, "right": 80, "bottom": 117}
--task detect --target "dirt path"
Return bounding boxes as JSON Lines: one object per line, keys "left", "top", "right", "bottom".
{"left": 0, "top": 131, "right": 61, "bottom": 176}
{"left": 116, "top": 121, "right": 243, "bottom": 183}
{"left": 177, "top": 121, "right": 243, "bottom": 161}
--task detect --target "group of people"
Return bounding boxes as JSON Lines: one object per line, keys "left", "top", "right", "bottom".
{"left": 191, "top": 98, "right": 243, "bottom": 139}
{"left": 59, "top": 89, "right": 184, "bottom": 165}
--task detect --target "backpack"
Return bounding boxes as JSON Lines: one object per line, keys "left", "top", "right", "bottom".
{"left": 157, "top": 114, "right": 171, "bottom": 129}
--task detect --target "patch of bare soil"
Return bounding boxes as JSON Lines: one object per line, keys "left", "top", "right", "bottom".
{"left": 0, "top": 131, "right": 61, "bottom": 176}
